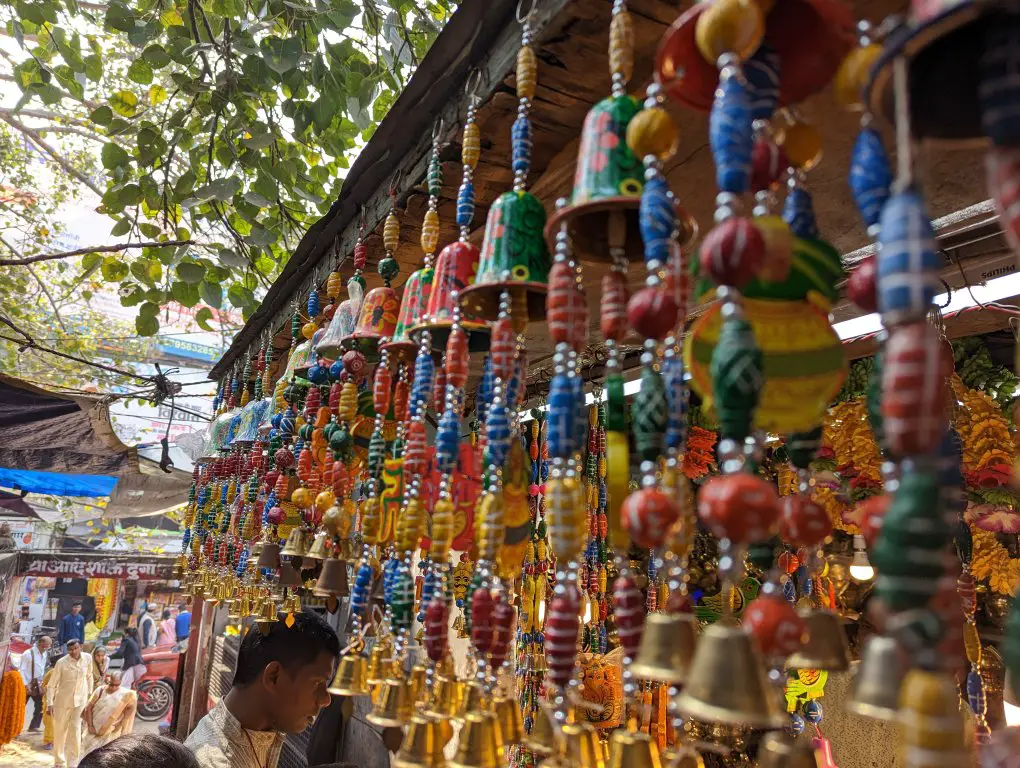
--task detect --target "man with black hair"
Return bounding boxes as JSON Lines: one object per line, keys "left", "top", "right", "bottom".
{"left": 78, "top": 733, "right": 200, "bottom": 768}
{"left": 58, "top": 601, "right": 86, "bottom": 650}
{"left": 185, "top": 611, "right": 340, "bottom": 768}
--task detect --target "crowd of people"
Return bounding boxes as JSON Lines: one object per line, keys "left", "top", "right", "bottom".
{"left": 16, "top": 606, "right": 341, "bottom": 768}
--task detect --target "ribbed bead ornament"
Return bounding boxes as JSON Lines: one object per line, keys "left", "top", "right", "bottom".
{"left": 489, "top": 596, "right": 515, "bottom": 670}
{"left": 783, "top": 186, "right": 819, "bottom": 239}
{"left": 485, "top": 401, "right": 511, "bottom": 467}
{"left": 463, "top": 121, "right": 481, "bottom": 169}
{"left": 546, "top": 475, "right": 585, "bottom": 563}
{"left": 547, "top": 373, "right": 581, "bottom": 459}
{"left": 631, "top": 365, "right": 667, "bottom": 462}
{"left": 445, "top": 327, "right": 470, "bottom": 389}
{"left": 663, "top": 349, "right": 688, "bottom": 451}
{"left": 326, "top": 271, "right": 342, "bottom": 299}
{"left": 404, "top": 419, "right": 428, "bottom": 477}
{"left": 545, "top": 586, "right": 580, "bottom": 689}
{"left": 512, "top": 115, "right": 533, "bottom": 177}
{"left": 547, "top": 261, "right": 586, "bottom": 347}
{"left": 361, "top": 495, "right": 382, "bottom": 545}
{"left": 608, "top": 5, "right": 633, "bottom": 82}
{"left": 622, "top": 487, "right": 679, "bottom": 549}
{"left": 709, "top": 67, "right": 753, "bottom": 194}
{"left": 456, "top": 180, "right": 475, "bottom": 229}
{"left": 409, "top": 353, "right": 435, "bottom": 420}
{"left": 430, "top": 498, "right": 454, "bottom": 560}
{"left": 436, "top": 409, "right": 460, "bottom": 473}
{"left": 397, "top": 498, "right": 426, "bottom": 553}
{"left": 490, "top": 316, "right": 516, "bottom": 380}
{"left": 421, "top": 208, "right": 440, "bottom": 255}
{"left": 393, "top": 377, "right": 409, "bottom": 422}
{"left": 351, "top": 562, "right": 372, "bottom": 617}
{"left": 613, "top": 575, "right": 643, "bottom": 658}
{"left": 881, "top": 322, "right": 949, "bottom": 457}
{"left": 516, "top": 46, "right": 537, "bottom": 100}
{"left": 639, "top": 175, "right": 675, "bottom": 267}
{"left": 476, "top": 356, "right": 494, "bottom": 426}
{"left": 601, "top": 271, "right": 629, "bottom": 341}
{"left": 711, "top": 314, "right": 763, "bottom": 441}
{"left": 432, "top": 367, "right": 447, "bottom": 413}
{"left": 476, "top": 491, "right": 504, "bottom": 563}
{"left": 848, "top": 127, "right": 893, "bottom": 231}
{"left": 877, "top": 189, "right": 940, "bottom": 326}
{"left": 427, "top": 152, "right": 443, "bottom": 197}
{"left": 373, "top": 364, "right": 392, "bottom": 415}
{"left": 391, "top": 570, "right": 415, "bottom": 631}
{"left": 424, "top": 598, "right": 449, "bottom": 663}
{"left": 744, "top": 42, "right": 780, "bottom": 121}
{"left": 338, "top": 381, "right": 357, "bottom": 421}
{"left": 383, "top": 209, "right": 400, "bottom": 254}
{"left": 471, "top": 588, "right": 495, "bottom": 655}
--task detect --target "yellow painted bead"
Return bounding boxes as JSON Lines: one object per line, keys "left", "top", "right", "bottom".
{"left": 753, "top": 214, "right": 793, "bottom": 283}
{"left": 605, "top": 430, "right": 630, "bottom": 548}
{"left": 397, "top": 498, "right": 426, "bottom": 553}
{"left": 609, "top": 9, "right": 634, "bottom": 83}
{"left": 462, "top": 121, "right": 481, "bottom": 169}
{"left": 240, "top": 387, "right": 250, "bottom": 407}
{"left": 326, "top": 271, "right": 342, "bottom": 299}
{"left": 517, "top": 46, "right": 537, "bottom": 101}
{"left": 420, "top": 207, "right": 440, "bottom": 255}
{"left": 383, "top": 209, "right": 400, "bottom": 253}
{"left": 360, "top": 496, "right": 382, "bottom": 545}
{"left": 626, "top": 106, "right": 680, "bottom": 161}
{"left": 429, "top": 498, "right": 454, "bottom": 560}
{"left": 695, "top": 0, "right": 764, "bottom": 64}
{"left": 963, "top": 621, "right": 982, "bottom": 666}
{"left": 476, "top": 490, "right": 505, "bottom": 563}
{"left": 780, "top": 121, "right": 823, "bottom": 171}
{"left": 338, "top": 381, "right": 358, "bottom": 421}
{"left": 834, "top": 44, "right": 882, "bottom": 111}
{"left": 315, "top": 489, "right": 335, "bottom": 513}
{"left": 301, "top": 321, "right": 317, "bottom": 339}
{"left": 545, "top": 475, "right": 585, "bottom": 562}
{"left": 291, "top": 487, "right": 313, "bottom": 508}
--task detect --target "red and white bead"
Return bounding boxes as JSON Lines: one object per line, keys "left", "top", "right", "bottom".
{"left": 627, "top": 285, "right": 679, "bottom": 341}
{"left": 698, "top": 473, "right": 780, "bottom": 544}
{"left": 545, "top": 587, "right": 581, "bottom": 689}
{"left": 699, "top": 216, "right": 765, "bottom": 288}
{"left": 882, "top": 322, "right": 951, "bottom": 456}
{"left": 613, "top": 574, "right": 644, "bottom": 659}
{"left": 743, "top": 594, "right": 806, "bottom": 658}
{"left": 779, "top": 494, "right": 832, "bottom": 548}
{"left": 621, "top": 487, "right": 680, "bottom": 549}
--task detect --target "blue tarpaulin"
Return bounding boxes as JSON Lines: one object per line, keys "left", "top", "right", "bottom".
{"left": 0, "top": 467, "right": 118, "bottom": 498}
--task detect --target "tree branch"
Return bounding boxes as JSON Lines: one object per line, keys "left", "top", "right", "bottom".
{"left": 0, "top": 239, "right": 196, "bottom": 266}
{"left": 0, "top": 113, "right": 104, "bottom": 197}
{"left": 26, "top": 264, "right": 69, "bottom": 333}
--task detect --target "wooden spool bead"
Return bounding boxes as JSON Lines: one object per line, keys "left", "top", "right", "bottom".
{"left": 353, "top": 241, "right": 367, "bottom": 271}
{"left": 609, "top": 6, "right": 634, "bottom": 83}
{"left": 699, "top": 216, "right": 766, "bottom": 288}
{"left": 694, "top": 0, "right": 765, "bottom": 64}
{"left": 463, "top": 121, "right": 481, "bottom": 169}
{"left": 373, "top": 364, "right": 392, "bottom": 415}
{"left": 697, "top": 473, "right": 780, "bottom": 545}
{"left": 744, "top": 594, "right": 806, "bottom": 658}
{"left": 490, "top": 316, "right": 517, "bottom": 380}
{"left": 517, "top": 46, "right": 537, "bottom": 101}
{"left": 383, "top": 209, "right": 400, "bottom": 254}
{"left": 403, "top": 419, "right": 428, "bottom": 477}
{"left": 421, "top": 208, "right": 440, "bottom": 255}
{"left": 471, "top": 587, "right": 495, "bottom": 655}
{"left": 445, "top": 327, "right": 470, "bottom": 390}
{"left": 326, "top": 271, "right": 342, "bottom": 300}
{"left": 881, "top": 322, "right": 951, "bottom": 457}
{"left": 544, "top": 586, "right": 581, "bottom": 690}
{"left": 621, "top": 487, "right": 680, "bottom": 549}
{"left": 627, "top": 285, "right": 679, "bottom": 341}
{"left": 424, "top": 598, "right": 449, "bottom": 663}
{"left": 612, "top": 574, "right": 644, "bottom": 659}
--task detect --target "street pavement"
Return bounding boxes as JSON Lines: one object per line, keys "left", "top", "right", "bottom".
{"left": 0, "top": 711, "right": 160, "bottom": 767}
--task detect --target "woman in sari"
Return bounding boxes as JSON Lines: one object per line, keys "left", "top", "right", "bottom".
{"left": 156, "top": 609, "right": 175, "bottom": 646}
{"left": 90, "top": 647, "right": 108, "bottom": 691}
{"left": 80, "top": 671, "right": 136, "bottom": 757}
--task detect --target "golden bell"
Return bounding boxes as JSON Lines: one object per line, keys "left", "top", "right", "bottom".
{"left": 367, "top": 678, "right": 413, "bottom": 728}
{"left": 280, "top": 527, "right": 308, "bottom": 558}
{"left": 329, "top": 654, "right": 370, "bottom": 697}
{"left": 255, "top": 598, "right": 279, "bottom": 632}
{"left": 250, "top": 539, "right": 264, "bottom": 559}
{"left": 674, "top": 622, "right": 786, "bottom": 730}
{"left": 286, "top": 593, "right": 302, "bottom": 614}
{"left": 663, "top": 746, "right": 704, "bottom": 768}
{"left": 394, "top": 713, "right": 446, "bottom": 768}
{"left": 630, "top": 612, "right": 698, "bottom": 684}
{"left": 562, "top": 722, "right": 604, "bottom": 768}
{"left": 898, "top": 669, "right": 969, "bottom": 755}
{"left": 607, "top": 729, "right": 661, "bottom": 768}
{"left": 494, "top": 696, "right": 524, "bottom": 747}
{"left": 424, "top": 675, "right": 462, "bottom": 719}
{"left": 449, "top": 712, "right": 501, "bottom": 768}
{"left": 256, "top": 540, "right": 281, "bottom": 570}
{"left": 786, "top": 610, "right": 851, "bottom": 672}
{"left": 314, "top": 557, "right": 349, "bottom": 597}
{"left": 757, "top": 732, "right": 820, "bottom": 768}
{"left": 366, "top": 643, "right": 390, "bottom": 686}
{"left": 455, "top": 682, "right": 484, "bottom": 722}
{"left": 278, "top": 562, "right": 303, "bottom": 588}
{"left": 227, "top": 596, "right": 243, "bottom": 621}
{"left": 523, "top": 704, "right": 557, "bottom": 757}
{"left": 847, "top": 635, "right": 906, "bottom": 722}
{"left": 304, "top": 531, "right": 329, "bottom": 562}
{"left": 408, "top": 664, "right": 428, "bottom": 705}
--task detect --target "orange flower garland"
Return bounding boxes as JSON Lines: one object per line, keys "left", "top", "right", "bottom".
{"left": 0, "top": 669, "right": 26, "bottom": 746}
{"left": 683, "top": 426, "right": 717, "bottom": 479}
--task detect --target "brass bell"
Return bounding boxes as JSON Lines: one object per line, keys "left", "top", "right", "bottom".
{"left": 562, "top": 722, "right": 604, "bottom": 768}
{"left": 408, "top": 664, "right": 428, "bottom": 706}
{"left": 255, "top": 597, "right": 279, "bottom": 632}
{"left": 494, "top": 696, "right": 525, "bottom": 747}
{"left": 786, "top": 610, "right": 851, "bottom": 672}
{"left": 523, "top": 704, "right": 556, "bottom": 757}
{"left": 304, "top": 531, "right": 329, "bottom": 562}
{"left": 674, "top": 622, "right": 786, "bottom": 730}
{"left": 757, "top": 732, "right": 820, "bottom": 768}
{"left": 449, "top": 712, "right": 501, "bottom": 768}
{"left": 314, "top": 557, "right": 350, "bottom": 597}
{"left": 285, "top": 593, "right": 302, "bottom": 615}
{"left": 366, "top": 642, "right": 391, "bottom": 686}
{"left": 367, "top": 678, "right": 413, "bottom": 728}
{"left": 607, "top": 729, "right": 661, "bottom": 768}
{"left": 394, "top": 713, "right": 446, "bottom": 768}
{"left": 424, "top": 675, "right": 461, "bottom": 719}
{"left": 847, "top": 636, "right": 906, "bottom": 722}
{"left": 250, "top": 539, "right": 264, "bottom": 559}
{"left": 256, "top": 540, "right": 281, "bottom": 570}
{"left": 329, "top": 654, "right": 370, "bottom": 697}
{"left": 898, "top": 669, "right": 969, "bottom": 756}
{"left": 280, "top": 527, "right": 308, "bottom": 558}
{"left": 278, "top": 562, "right": 303, "bottom": 589}
{"left": 227, "top": 596, "right": 243, "bottom": 621}
{"left": 455, "top": 682, "right": 484, "bottom": 722}
{"left": 630, "top": 612, "right": 698, "bottom": 684}
{"left": 663, "top": 746, "right": 704, "bottom": 768}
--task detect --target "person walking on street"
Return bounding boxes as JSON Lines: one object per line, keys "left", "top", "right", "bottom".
{"left": 90, "top": 647, "right": 108, "bottom": 691}
{"left": 57, "top": 602, "right": 86, "bottom": 651}
{"left": 138, "top": 608, "right": 158, "bottom": 650}
{"left": 156, "top": 610, "right": 175, "bottom": 646}
{"left": 19, "top": 635, "right": 52, "bottom": 732}
{"left": 109, "top": 628, "right": 145, "bottom": 689}
{"left": 41, "top": 655, "right": 60, "bottom": 750}
{"left": 47, "top": 638, "right": 92, "bottom": 768}
{"left": 80, "top": 671, "right": 136, "bottom": 757}
{"left": 174, "top": 603, "right": 191, "bottom": 642}
{"left": 185, "top": 611, "right": 340, "bottom": 768}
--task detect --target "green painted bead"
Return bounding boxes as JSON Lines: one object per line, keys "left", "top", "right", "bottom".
{"left": 632, "top": 366, "right": 667, "bottom": 462}
{"left": 605, "top": 374, "right": 626, "bottom": 432}
{"left": 786, "top": 427, "right": 822, "bottom": 470}
{"left": 710, "top": 314, "right": 763, "bottom": 441}
{"left": 378, "top": 256, "right": 399, "bottom": 284}
{"left": 428, "top": 153, "right": 443, "bottom": 198}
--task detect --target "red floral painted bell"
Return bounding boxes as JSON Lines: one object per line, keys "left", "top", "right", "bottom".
{"left": 341, "top": 285, "right": 400, "bottom": 360}
{"left": 381, "top": 265, "right": 433, "bottom": 362}
{"left": 410, "top": 240, "right": 490, "bottom": 353}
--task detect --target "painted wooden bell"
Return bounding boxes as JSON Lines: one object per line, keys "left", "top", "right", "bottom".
{"left": 382, "top": 265, "right": 434, "bottom": 362}
{"left": 410, "top": 240, "right": 490, "bottom": 352}
{"left": 341, "top": 285, "right": 400, "bottom": 358}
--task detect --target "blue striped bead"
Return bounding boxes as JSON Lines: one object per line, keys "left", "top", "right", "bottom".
{"left": 664, "top": 353, "right": 688, "bottom": 451}
{"left": 782, "top": 186, "right": 819, "bottom": 239}
{"left": 383, "top": 557, "right": 400, "bottom": 604}
{"left": 182, "top": 528, "right": 191, "bottom": 547}
{"left": 350, "top": 563, "right": 373, "bottom": 617}
{"left": 307, "top": 290, "right": 319, "bottom": 318}
{"left": 640, "top": 175, "right": 675, "bottom": 266}
{"left": 979, "top": 16, "right": 1020, "bottom": 146}
{"left": 849, "top": 127, "right": 892, "bottom": 230}
{"left": 436, "top": 408, "right": 460, "bottom": 473}
{"left": 967, "top": 669, "right": 985, "bottom": 715}
{"left": 877, "top": 189, "right": 940, "bottom": 324}
{"left": 456, "top": 179, "right": 475, "bottom": 227}
{"left": 409, "top": 352, "right": 435, "bottom": 419}
{"left": 598, "top": 479, "right": 606, "bottom": 510}
{"left": 486, "top": 403, "right": 512, "bottom": 466}
{"left": 571, "top": 374, "right": 586, "bottom": 449}
{"left": 512, "top": 116, "right": 532, "bottom": 176}
{"left": 476, "top": 355, "right": 494, "bottom": 425}
{"left": 709, "top": 71, "right": 753, "bottom": 194}
{"left": 546, "top": 373, "right": 579, "bottom": 459}
{"left": 744, "top": 43, "right": 781, "bottom": 122}
{"left": 938, "top": 428, "right": 967, "bottom": 521}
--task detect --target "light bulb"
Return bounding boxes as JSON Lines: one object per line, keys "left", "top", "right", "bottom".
{"left": 583, "top": 598, "right": 593, "bottom": 624}
{"left": 850, "top": 534, "right": 874, "bottom": 582}
{"left": 537, "top": 599, "right": 546, "bottom": 626}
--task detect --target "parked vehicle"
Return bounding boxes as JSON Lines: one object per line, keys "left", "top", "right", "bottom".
{"left": 108, "top": 641, "right": 181, "bottom": 722}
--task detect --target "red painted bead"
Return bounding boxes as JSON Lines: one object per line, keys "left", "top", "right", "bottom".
{"left": 424, "top": 598, "right": 449, "bottom": 663}
{"left": 267, "top": 506, "right": 285, "bottom": 525}
{"left": 882, "top": 322, "right": 950, "bottom": 456}
{"left": 342, "top": 350, "right": 367, "bottom": 381}
{"left": 404, "top": 419, "right": 428, "bottom": 477}
{"left": 698, "top": 473, "right": 780, "bottom": 544}
{"left": 854, "top": 494, "right": 889, "bottom": 548}
{"left": 665, "top": 590, "right": 693, "bottom": 614}
{"left": 331, "top": 461, "right": 348, "bottom": 496}
{"left": 264, "top": 470, "right": 280, "bottom": 491}
{"left": 777, "top": 551, "right": 800, "bottom": 574}
{"left": 957, "top": 570, "right": 977, "bottom": 618}
{"left": 601, "top": 270, "right": 629, "bottom": 342}
{"left": 353, "top": 241, "right": 368, "bottom": 271}
{"left": 613, "top": 575, "right": 644, "bottom": 659}
{"left": 627, "top": 285, "right": 679, "bottom": 341}
{"left": 743, "top": 595, "right": 806, "bottom": 658}
{"left": 621, "top": 488, "right": 680, "bottom": 549}
{"left": 699, "top": 217, "right": 765, "bottom": 288}
{"left": 445, "top": 326, "right": 470, "bottom": 390}
{"left": 665, "top": 240, "right": 692, "bottom": 328}
{"left": 547, "top": 261, "right": 587, "bottom": 350}
{"left": 393, "top": 378, "right": 410, "bottom": 422}
{"left": 329, "top": 382, "right": 342, "bottom": 411}
{"left": 491, "top": 316, "right": 516, "bottom": 380}
{"left": 779, "top": 494, "right": 832, "bottom": 548}
{"left": 846, "top": 255, "right": 878, "bottom": 313}
{"left": 544, "top": 586, "right": 580, "bottom": 689}
{"left": 751, "top": 138, "right": 788, "bottom": 193}
{"left": 373, "top": 364, "right": 392, "bottom": 415}
{"left": 432, "top": 366, "right": 447, "bottom": 412}
{"left": 304, "top": 386, "right": 321, "bottom": 418}
{"left": 274, "top": 448, "right": 294, "bottom": 469}
{"left": 471, "top": 588, "right": 494, "bottom": 656}
{"left": 489, "top": 596, "right": 515, "bottom": 670}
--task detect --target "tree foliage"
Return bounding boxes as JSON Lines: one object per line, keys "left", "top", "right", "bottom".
{"left": 1, "top": 0, "right": 455, "bottom": 337}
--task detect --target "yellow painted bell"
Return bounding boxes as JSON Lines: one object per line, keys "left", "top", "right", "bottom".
{"left": 341, "top": 285, "right": 400, "bottom": 359}
{"left": 630, "top": 612, "right": 698, "bottom": 684}
{"left": 847, "top": 636, "right": 906, "bottom": 722}
{"left": 456, "top": 682, "right": 484, "bottom": 722}
{"left": 280, "top": 527, "right": 308, "bottom": 558}
{"left": 424, "top": 675, "right": 462, "bottom": 719}
{"left": 898, "top": 669, "right": 970, "bottom": 761}
{"left": 329, "top": 654, "right": 370, "bottom": 697}
{"left": 449, "top": 712, "right": 501, "bottom": 768}
{"left": 757, "top": 733, "right": 820, "bottom": 768}
{"left": 562, "top": 722, "right": 604, "bottom": 768}
{"left": 367, "top": 678, "right": 413, "bottom": 728}
{"left": 673, "top": 623, "right": 786, "bottom": 730}
{"left": 607, "top": 729, "right": 661, "bottom": 768}
{"left": 394, "top": 713, "right": 446, "bottom": 768}
{"left": 256, "top": 540, "right": 281, "bottom": 570}
{"left": 523, "top": 705, "right": 556, "bottom": 757}
{"left": 304, "top": 531, "right": 328, "bottom": 561}
{"left": 314, "top": 557, "right": 350, "bottom": 597}
{"left": 785, "top": 610, "right": 850, "bottom": 672}
{"left": 494, "top": 696, "right": 524, "bottom": 747}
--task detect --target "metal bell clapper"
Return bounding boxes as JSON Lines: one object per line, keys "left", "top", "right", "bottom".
{"left": 314, "top": 557, "right": 350, "bottom": 597}
{"left": 630, "top": 612, "right": 698, "bottom": 684}
{"left": 449, "top": 712, "right": 502, "bottom": 768}
{"left": 847, "top": 635, "right": 906, "bottom": 721}
{"left": 785, "top": 609, "right": 851, "bottom": 672}
{"left": 757, "top": 732, "right": 821, "bottom": 768}
{"left": 279, "top": 527, "right": 308, "bottom": 558}
{"left": 607, "top": 729, "right": 662, "bottom": 768}
{"left": 328, "top": 654, "right": 370, "bottom": 697}
{"left": 394, "top": 713, "right": 447, "bottom": 768}
{"left": 367, "top": 678, "right": 414, "bottom": 728}
{"left": 674, "top": 622, "right": 787, "bottom": 730}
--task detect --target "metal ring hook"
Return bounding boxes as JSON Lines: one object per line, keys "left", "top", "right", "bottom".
{"left": 388, "top": 168, "right": 403, "bottom": 200}
{"left": 464, "top": 67, "right": 484, "bottom": 101}
{"left": 516, "top": 0, "right": 535, "bottom": 24}
{"left": 431, "top": 117, "right": 445, "bottom": 143}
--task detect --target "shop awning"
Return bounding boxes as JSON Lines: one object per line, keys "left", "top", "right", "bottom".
{"left": 0, "top": 468, "right": 118, "bottom": 497}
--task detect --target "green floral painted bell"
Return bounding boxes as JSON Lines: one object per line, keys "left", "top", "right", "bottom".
{"left": 459, "top": 189, "right": 550, "bottom": 325}
{"left": 381, "top": 266, "right": 433, "bottom": 362}
{"left": 280, "top": 340, "right": 312, "bottom": 387}
{"left": 341, "top": 286, "right": 400, "bottom": 359}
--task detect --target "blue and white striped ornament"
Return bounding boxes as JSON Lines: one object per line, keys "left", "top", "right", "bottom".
{"left": 547, "top": 372, "right": 580, "bottom": 459}
{"left": 877, "top": 189, "right": 940, "bottom": 325}
{"left": 512, "top": 115, "right": 533, "bottom": 176}
{"left": 744, "top": 43, "right": 781, "bottom": 122}
{"left": 783, "top": 186, "right": 819, "bottom": 239}
{"left": 709, "top": 70, "right": 753, "bottom": 194}
{"left": 436, "top": 408, "right": 460, "bottom": 473}
{"left": 383, "top": 556, "right": 401, "bottom": 604}
{"left": 476, "top": 355, "right": 494, "bottom": 426}
{"left": 350, "top": 562, "right": 373, "bottom": 617}
{"left": 663, "top": 352, "right": 688, "bottom": 451}
{"left": 967, "top": 668, "right": 986, "bottom": 716}
{"left": 485, "top": 402, "right": 512, "bottom": 466}
{"left": 937, "top": 428, "right": 967, "bottom": 523}
{"left": 639, "top": 175, "right": 675, "bottom": 266}
{"left": 456, "top": 179, "right": 475, "bottom": 228}
{"left": 979, "top": 16, "right": 1020, "bottom": 147}
{"left": 409, "top": 351, "right": 435, "bottom": 419}
{"left": 307, "top": 289, "right": 320, "bottom": 318}
{"left": 849, "top": 127, "right": 893, "bottom": 231}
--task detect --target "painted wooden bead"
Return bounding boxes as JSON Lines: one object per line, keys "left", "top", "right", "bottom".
{"left": 626, "top": 106, "right": 679, "bottom": 161}
{"left": 435, "top": 405, "right": 459, "bottom": 474}
{"left": 430, "top": 498, "right": 454, "bottom": 560}
{"left": 743, "top": 594, "right": 806, "bottom": 658}
{"left": 490, "top": 316, "right": 516, "bottom": 380}
{"left": 517, "top": 46, "right": 537, "bottom": 101}
{"left": 432, "top": 366, "right": 447, "bottom": 412}
{"left": 640, "top": 175, "right": 676, "bottom": 267}
{"left": 489, "top": 597, "right": 515, "bottom": 670}
{"left": 301, "top": 321, "right": 317, "bottom": 339}
{"left": 373, "top": 364, "right": 391, "bottom": 414}
{"left": 424, "top": 598, "right": 449, "bottom": 663}
{"left": 699, "top": 217, "right": 765, "bottom": 288}
{"left": 613, "top": 575, "right": 644, "bottom": 659}
{"left": 404, "top": 419, "right": 428, "bottom": 477}
{"left": 632, "top": 365, "right": 667, "bottom": 461}
{"left": 545, "top": 475, "right": 585, "bottom": 563}
{"left": 353, "top": 241, "right": 367, "bottom": 270}
{"left": 397, "top": 498, "right": 426, "bottom": 553}
{"left": 545, "top": 587, "right": 581, "bottom": 689}
{"left": 881, "top": 322, "right": 950, "bottom": 457}
{"left": 783, "top": 186, "right": 819, "bottom": 239}
{"left": 780, "top": 121, "right": 823, "bottom": 171}
{"left": 849, "top": 126, "right": 893, "bottom": 230}
{"left": 846, "top": 255, "right": 878, "bottom": 313}
{"left": 694, "top": 0, "right": 765, "bottom": 63}
{"left": 752, "top": 214, "right": 792, "bottom": 283}
{"left": 445, "top": 327, "right": 470, "bottom": 390}
{"left": 609, "top": 8, "right": 634, "bottom": 82}
{"left": 854, "top": 494, "right": 889, "bottom": 549}
{"left": 877, "top": 190, "right": 940, "bottom": 326}
{"left": 627, "top": 285, "right": 679, "bottom": 341}
{"left": 622, "top": 487, "right": 680, "bottom": 549}
{"left": 393, "top": 377, "right": 409, "bottom": 422}
{"left": 383, "top": 209, "right": 400, "bottom": 253}
{"left": 547, "top": 261, "right": 587, "bottom": 348}
{"left": 341, "top": 349, "right": 367, "bottom": 381}
{"left": 410, "top": 351, "right": 435, "bottom": 418}
{"left": 711, "top": 315, "right": 763, "bottom": 440}
{"left": 601, "top": 271, "right": 629, "bottom": 342}
{"left": 957, "top": 571, "right": 977, "bottom": 618}
{"left": 834, "top": 44, "right": 882, "bottom": 111}
{"left": 421, "top": 208, "right": 440, "bottom": 255}
{"left": 470, "top": 587, "right": 494, "bottom": 655}
{"left": 463, "top": 121, "right": 481, "bottom": 169}
{"left": 750, "top": 138, "right": 787, "bottom": 193}
{"left": 326, "top": 271, "right": 342, "bottom": 299}
{"left": 710, "top": 71, "right": 753, "bottom": 194}
{"left": 986, "top": 146, "right": 1020, "bottom": 256}
{"left": 744, "top": 43, "right": 781, "bottom": 121}
{"left": 512, "top": 115, "right": 533, "bottom": 176}
{"left": 779, "top": 494, "right": 832, "bottom": 548}
{"left": 698, "top": 473, "right": 780, "bottom": 544}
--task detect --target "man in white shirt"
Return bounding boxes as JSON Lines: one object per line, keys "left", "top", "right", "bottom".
{"left": 46, "top": 639, "right": 92, "bottom": 768}
{"left": 19, "top": 635, "right": 51, "bottom": 732}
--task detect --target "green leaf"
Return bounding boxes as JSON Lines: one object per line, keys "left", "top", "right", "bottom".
{"left": 175, "top": 261, "right": 206, "bottom": 284}
{"left": 110, "top": 218, "right": 132, "bottom": 237}
{"left": 110, "top": 90, "right": 139, "bottom": 117}
{"left": 170, "top": 280, "right": 200, "bottom": 307}
{"left": 139, "top": 301, "right": 159, "bottom": 318}
{"left": 101, "top": 142, "right": 131, "bottom": 170}
{"left": 127, "top": 59, "right": 153, "bottom": 85}
{"left": 135, "top": 312, "right": 159, "bottom": 337}
{"left": 16, "top": 0, "right": 47, "bottom": 25}
{"left": 138, "top": 222, "right": 162, "bottom": 238}
{"left": 199, "top": 281, "right": 223, "bottom": 309}
{"left": 260, "top": 37, "right": 302, "bottom": 74}
{"left": 82, "top": 252, "right": 103, "bottom": 272}
{"left": 84, "top": 54, "right": 102, "bottom": 82}
{"left": 243, "top": 190, "right": 272, "bottom": 208}
{"left": 159, "top": 8, "right": 183, "bottom": 26}
{"left": 227, "top": 283, "right": 255, "bottom": 309}
{"left": 148, "top": 84, "right": 168, "bottom": 105}
{"left": 89, "top": 105, "right": 113, "bottom": 125}
{"left": 195, "top": 306, "right": 215, "bottom": 330}
{"left": 142, "top": 44, "right": 171, "bottom": 68}
{"left": 101, "top": 256, "right": 129, "bottom": 281}
{"left": 104, "top": 2, "right": 137, "bottom": 32}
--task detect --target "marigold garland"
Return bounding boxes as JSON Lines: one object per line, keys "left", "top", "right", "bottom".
{"left": 953, "top": 376, "right": 1014, "bottom": 475}
{"left": 0, "top": 669, "right": 26, "bottom": 745}
{"left": 683, "top": 426, "right": 716, "bottom": 480}
{"left": 971, "top": 528, "right": 1020, "bottom": 595}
